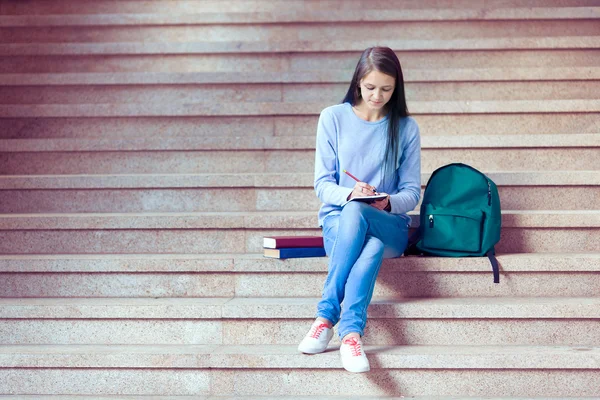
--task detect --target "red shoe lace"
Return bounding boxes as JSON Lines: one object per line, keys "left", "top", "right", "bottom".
{"left": 343, "top": 337, "right": 363, "bottom": 356}
{"left": 308, "top": 323, "right": 329, "bottom": 339}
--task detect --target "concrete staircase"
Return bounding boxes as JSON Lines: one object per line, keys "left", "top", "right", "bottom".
{"left": 1, "top": 0, "right": 599, "bottom": 397}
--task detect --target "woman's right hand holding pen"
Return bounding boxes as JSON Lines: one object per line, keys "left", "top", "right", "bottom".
{"left": 348, "top": 181, "right": 377, "bottom": 200}
{"left": 343, "top": 170, "right": 390, "bottom": 211}
{"left": 343, "top": 169, "right": 377, "bottom": 200}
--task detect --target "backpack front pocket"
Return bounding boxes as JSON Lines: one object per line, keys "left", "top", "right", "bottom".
{"left": 422, "top": 204, "right": 484, "bottom": 253}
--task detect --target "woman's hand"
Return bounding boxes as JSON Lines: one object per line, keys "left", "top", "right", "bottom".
{"left": 348, "top": 182, "right": 377, "bottom": 200}
{"left": 371, "top": 195, "right": 390, "bottom": 211}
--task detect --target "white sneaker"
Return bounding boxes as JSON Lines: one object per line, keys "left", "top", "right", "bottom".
{"left": 340, "top": 337, "right": 370, "bottom": 373}
{"left": 297, "top": 321, "right": 334, "bottom": 354}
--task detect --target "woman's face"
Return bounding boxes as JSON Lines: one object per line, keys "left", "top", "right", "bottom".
{"left": 358, "top": 69, "right": 396, "bottom": 110}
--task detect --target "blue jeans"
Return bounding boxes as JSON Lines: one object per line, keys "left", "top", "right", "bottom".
{"left": 317, "top": 201, "right": 410, "bottom": 339}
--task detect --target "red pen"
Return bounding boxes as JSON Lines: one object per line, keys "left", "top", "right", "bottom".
{"left": 343, "top": 169, "right": 377, "bottom": 193}
{"left": 342, "top": 169, "right": 361, "bottom": 183}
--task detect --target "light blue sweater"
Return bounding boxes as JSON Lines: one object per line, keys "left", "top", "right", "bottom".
{"left": 314, "top": 102, "right": 421, "bottom": 227}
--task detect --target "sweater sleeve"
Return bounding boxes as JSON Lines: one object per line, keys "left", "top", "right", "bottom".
{"left": 388, "top": 119, "right": 421, "bottom": 214}
{"left": 314, "top": 109, "right": 354, "bottom": 205}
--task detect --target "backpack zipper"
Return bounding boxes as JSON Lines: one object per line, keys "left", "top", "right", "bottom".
{"left": 487, "top": 181, "right": 492, "bottom": 206}
{"left": 429, "top": 214, "right": 434, "bottom": 228}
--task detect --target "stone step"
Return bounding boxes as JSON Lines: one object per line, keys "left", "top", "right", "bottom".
{"left": 6, "top": 210, "right": 598, "bottom": 230}
{"left": 0, "top": 37, "right": 597, "bottom": 57}
{"left": 2, "top": 69, "right": 600, "bottom": 85}
{"left": 0, "top": 398, "right": 594, "bottom": 400}
{"left": 1, "top": 296, "right": 600, "bottom": 346}
{"left": 2, "top": 308, "right": 600, "bottom": 348}
{"left": 5, "top": 296, "right": 599, "bottom": 319}
{"left": 4, "top": 171, "right": 598, "bottom": 188}
{"left": 0, "top": 211, "right": 598, "bottom": 254}
{"left": 0, "top": 66, "right": 600, "bottom": 86}
{"left": 2, "top": 0, "right": 596, "bottom": 14}
{"left": 1, "top": 395, "right": 540, "bottom": 400}
{"left": 1, "top": 7, "right": 597, "bottom": 25}
{"left": 4, "top": 69, "right": 600, "bottom": 89}
{"left": 2, "top": 20, "right": 598, "bottom": 45}
{"left": 1, "top": 253, "right": 599, "bottom": 298}
{"left": 2, "top": 50, "right": 596, "bottom": 75}
{"left": 0, "top": 100, "right": 597, "bottom": 119}
{"left": 0, "top": 344, "right": 599, "bottom": 396}
{"left": 1, "top": 397, "right": 206, "bottom": 400}
{"left": 3, "top": 253, "right": 598, "bottom": 273}
{"left": 1, "top": 113, "right": 597, "bottom": 139}
{"left": 1, "top": 145, "right": 598, "bottom": 175}
{"left": 2, "top": 343, "right": 600, "bottom": 369}
{"left": 1, "top": 397, "right": 210, "bottom": 400}
{"left": 3, "top": 134, "right": 598, "bottom": 152}
{"left": 0, "top": 171, "right": 598, "bottom": 213}
{"left": 2, "top": 81, "right": 598, "bottom": 104}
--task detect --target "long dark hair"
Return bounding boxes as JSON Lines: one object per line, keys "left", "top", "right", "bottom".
{"left": 342, "top": 47, "right": 409, "bottom": 185}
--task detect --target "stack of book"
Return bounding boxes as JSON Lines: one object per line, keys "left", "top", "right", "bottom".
{"left": 262, "top": 236, "right": 326, "bottom": 259}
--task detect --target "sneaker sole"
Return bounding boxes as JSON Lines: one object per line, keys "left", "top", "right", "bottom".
{"left": 297, "top": 344, "right": 328, "bottom": 354}
{"left": 341, "top": 363, "right": 371, "bottom": 373}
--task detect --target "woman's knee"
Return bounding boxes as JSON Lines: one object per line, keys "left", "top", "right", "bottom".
{"left": 352, "top": 237, "right": 385, "bottom": 274}
{"left": 363, "top": 235, "right": 385, "bottom": 261}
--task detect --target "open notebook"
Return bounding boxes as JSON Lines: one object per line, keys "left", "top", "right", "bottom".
{"left": 341, "top": 193, "right": 388, "bottom": 207}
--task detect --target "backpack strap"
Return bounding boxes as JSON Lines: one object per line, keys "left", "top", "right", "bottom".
{"left": 486, "top": 248, "right": 500, "bottom": 284}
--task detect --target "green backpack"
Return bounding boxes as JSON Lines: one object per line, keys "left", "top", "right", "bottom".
{"left": 409, "top": 163, "right": 502, "bottom": 283}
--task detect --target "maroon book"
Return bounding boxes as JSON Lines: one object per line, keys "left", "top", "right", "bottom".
{"left": 263, "top": 236, "right": 324, "bottom": 249}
